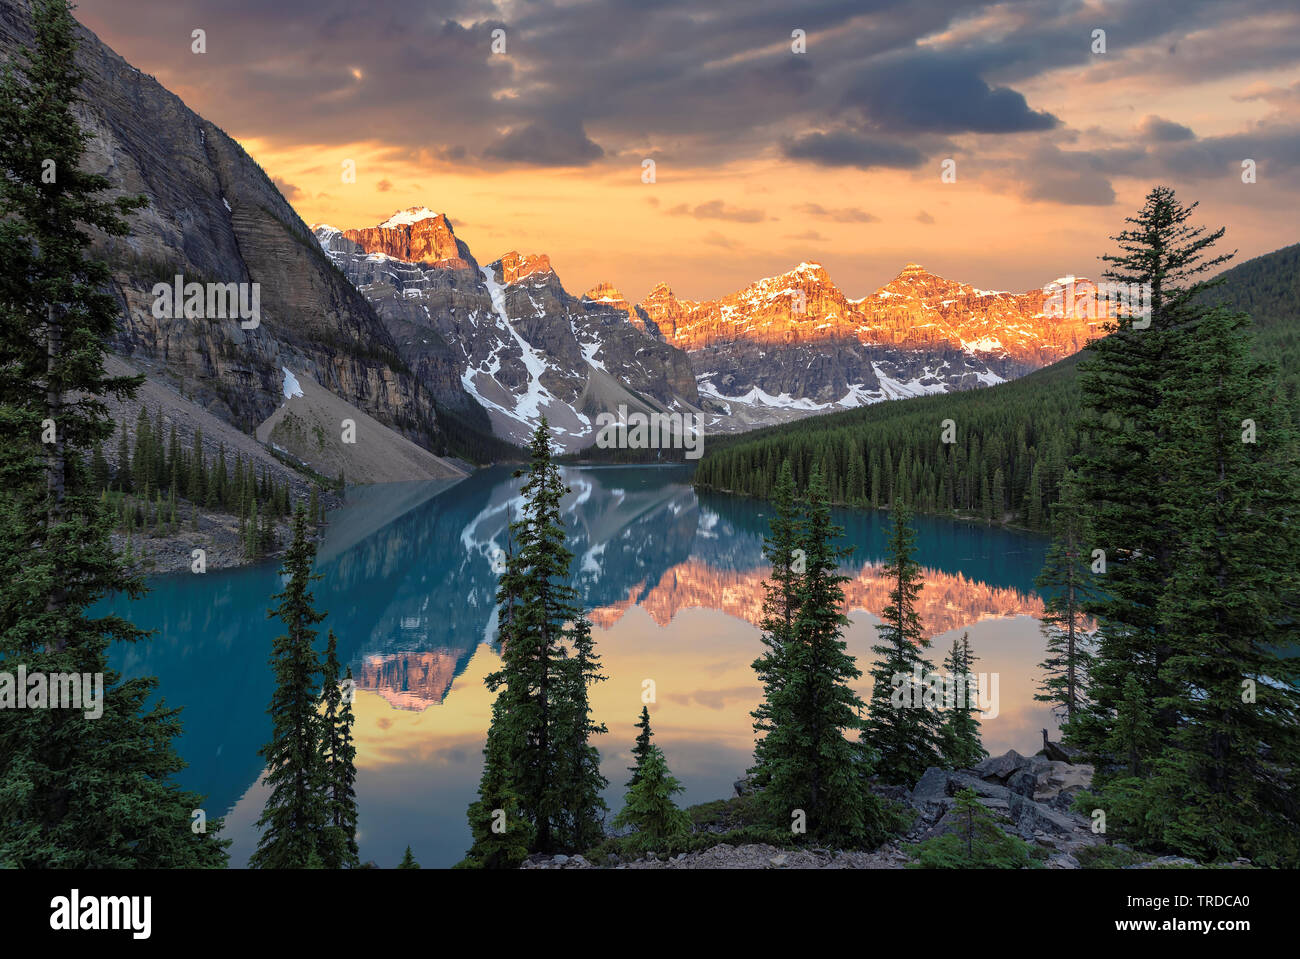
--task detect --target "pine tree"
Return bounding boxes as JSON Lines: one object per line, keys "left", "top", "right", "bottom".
{"left": 319, "top": 631, "right": 360, "bottom": 868}
{"left": 863, "top": 503, "right": 943, "bottom": 787}
{"left": 0, "top": 0, "right": 226, "bottom": 868}
{"left": 1034, "top": 471, "right": 1095, "bottom": 728}
{"left": 1107, "top": 305, "right": 1300, "bottom": 864}
{"left": 464, "top": 420, "right": 606, "bottom": 858}
{"left": 937, "top": 634, "right": 987, "bottom": 769}
{"left": 910, "top": 787, "right": 1037, "bottom": 869}
{"left": 190, "top": 426, "right": 205, "bottom": 503}
{"left": 760, "top": 468, "right": 894, "bottom": 846}
{"left": 1071, "top": 186, "right": 1234, "bottom": 765}
{"left": 131, "top": 405, "right": 151, "bottom": 494}
{"left": 114, "top": 423, "right": 132, "bottom": 492}
{"left": 626, "top": 705, "right": 654, "bottom": 788}
{"left": 458, "top": 696, "right": 535, "bottom": 869}
{"left": 1025, "top": 462, "right": 1043, "bottom": 528}
{"left": 246, "top": 498, "right": 259, "bottom": 559}
{"left": 612, "top": 744, "right": 692, "bottom": 855}
{"left": 749, "top": 460, "right": 803, "bottom": 788}
{"left": 167, "top": 422, "right": 179, "bottom": 497}
{"left": 88, "top": 441, "right": 110, "bottom": 490}
{"left": 251, "top": 507, "right": 329, "bottom": 868}
{"left": 1107, "top": 673, "right": 1157, "bottom": 780}
{"left": 553, "top": 615, "right": 608, "bottom": 851}
{"left": 397, "top": 846, "right": 420, "bottom": 869}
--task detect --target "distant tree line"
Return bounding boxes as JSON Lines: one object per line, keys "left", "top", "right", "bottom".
{"left": 694, "top": 365, "right": 1078, "bottom": 530}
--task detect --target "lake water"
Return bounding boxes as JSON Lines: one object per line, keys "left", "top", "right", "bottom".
{"left": 102, "top": 464, "right": 1055, "bottom": 868}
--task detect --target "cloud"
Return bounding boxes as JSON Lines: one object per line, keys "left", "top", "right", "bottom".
{"left": 783, "top": 129, "right": 925, "bottom": 169}
{"left": 662, "top": 685, "right": 756, "bottom": 710}
{"left": 844, "top": 52, "right": 1058, "bottom": 134}
{"left": 1013, "top": 146, "right": 1117, "bottom": 206}
{"left": 270, "top": 176, "right": 301, "bottom": 200}
{"left": 1138, "top": 115, "right": 1195, "bottom": 142}
{"left": 915, "top": 209, "right": 935, "bottom": 224}
{"left": 786, "top": 230, "right": 827, "bottom": 241}
{"left": 69, "top": 0, "right": 1300, "bottom": 190}
{"left": 376, "top": 178, "right": 393, "bottom": 192}
{"left": 668, "top": 200, "right": 767, "bottom": 223}
{"left": 799, "top": 203, "right": 878, "bottom": 223}
{"left": 483, "top": 119, "right": 604, "bottom": 166}
{"left": 702, "top": 232, "right": 737, "bottom": 249}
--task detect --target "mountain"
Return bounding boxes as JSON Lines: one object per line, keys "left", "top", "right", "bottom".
{"left": 646, "top": 260, "right": 1097, "bottom": 416}
{"left": 316, "top": 211, "right": 700, "bottom": 451}
{"left": 0, "top": 0, "right": 473, "bottom": 471}
{"left": 319, "top": 209, "right": 1103, "bottom": 449}
{"left": 694, "top": 241, "right": 1300, "bottom": 524}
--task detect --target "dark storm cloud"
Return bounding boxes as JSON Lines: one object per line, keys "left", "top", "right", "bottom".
{"left": 483, "top": 119, "right": 605, "bottom": 167}
{"left": 783, "top": 129, "right": 925, "bottom": 169}
{"left": 1139, "top": 116, "right": 1196, "bottom": 143}
{"left": 844, "top": 53, "right": 1058, "bottom": 134}
{"left": 71, "top": 0, "right": 1300, "bottom": 175}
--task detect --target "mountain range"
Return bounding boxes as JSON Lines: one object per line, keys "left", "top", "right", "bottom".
{"left": 317, "top": 207, "right": 1101, "bottom": 450}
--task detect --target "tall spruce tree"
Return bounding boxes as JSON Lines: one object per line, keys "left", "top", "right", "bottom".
{"left": 320, "top": 631, "right": 359, "bottom": 869}
{"left": 626, "top": 705, "right": 654, "bottom": 788}
{"left": 397, "top": 846, "right": 420, "bottom": 869}
{"left": 1034, "top": 470, "right": 1095, "bottom": 728}
{"left": 863, "top": 503, "right": 942, "bottom": 787}
{"left": 748, "top": 460, "right": 803, "bottom": 788}
{"left": 0, "top": 0, "right": 226, "bottom": 868}
{"left": 1113, "top": 305, "right": 1300, "bottom": 864}
{"left": 938, "top": 633, "right": 987, "bottom": 769}
{"left": 1071, "top": 186, "right": 1234, "bottom": 765}
{"left": 251, "top": 506, "right": 329, "bottom": 868}
{"left": 760, "top": 469, "right": 894, "bottom": 846}
{"left": 613, "top": 743, "right": 691, "bottom": 854}
{"left": 459, "top": 695, "right": 535, "bottom": 869}
{"left": 552, "top": 614, "right": 608, "bottom": 851}
{"left": 463, "top": 420, "right": 606, "bottom": 859}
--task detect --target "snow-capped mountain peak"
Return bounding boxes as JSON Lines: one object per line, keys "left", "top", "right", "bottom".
{"left": 379, "top": 206, "right": 442, "bottom": 228}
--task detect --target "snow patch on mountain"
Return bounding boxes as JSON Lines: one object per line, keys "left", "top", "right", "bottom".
{"left": 379, "top": 207, "right": 441, "bottom": 228}
{"left": 281, "top": 367, "right": 304, "bottom": 399}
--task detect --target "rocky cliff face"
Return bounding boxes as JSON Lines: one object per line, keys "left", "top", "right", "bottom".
{"left": 316, "top": 210, "right": 700, "bottom": 451}
{"left": 0, "top": 0, "right": 455, "bottom": 452}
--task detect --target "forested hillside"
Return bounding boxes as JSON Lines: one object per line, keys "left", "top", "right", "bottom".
{"left": 693, "top": 243, "right": 1300, "bottom": 529}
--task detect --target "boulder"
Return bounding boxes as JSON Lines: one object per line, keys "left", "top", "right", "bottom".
{"left": 908, "top": 765, "right": 1086, "bottom": 842}
{"left": 972, "top": 750, "right": 1031, "bottom": 782}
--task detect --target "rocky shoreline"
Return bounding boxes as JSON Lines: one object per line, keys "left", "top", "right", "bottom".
{"left": 521, "top": 745, "right": 1226, "bottom": 870}
{"left": 109, "top": 496, "right": 340, "bottom": 576}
